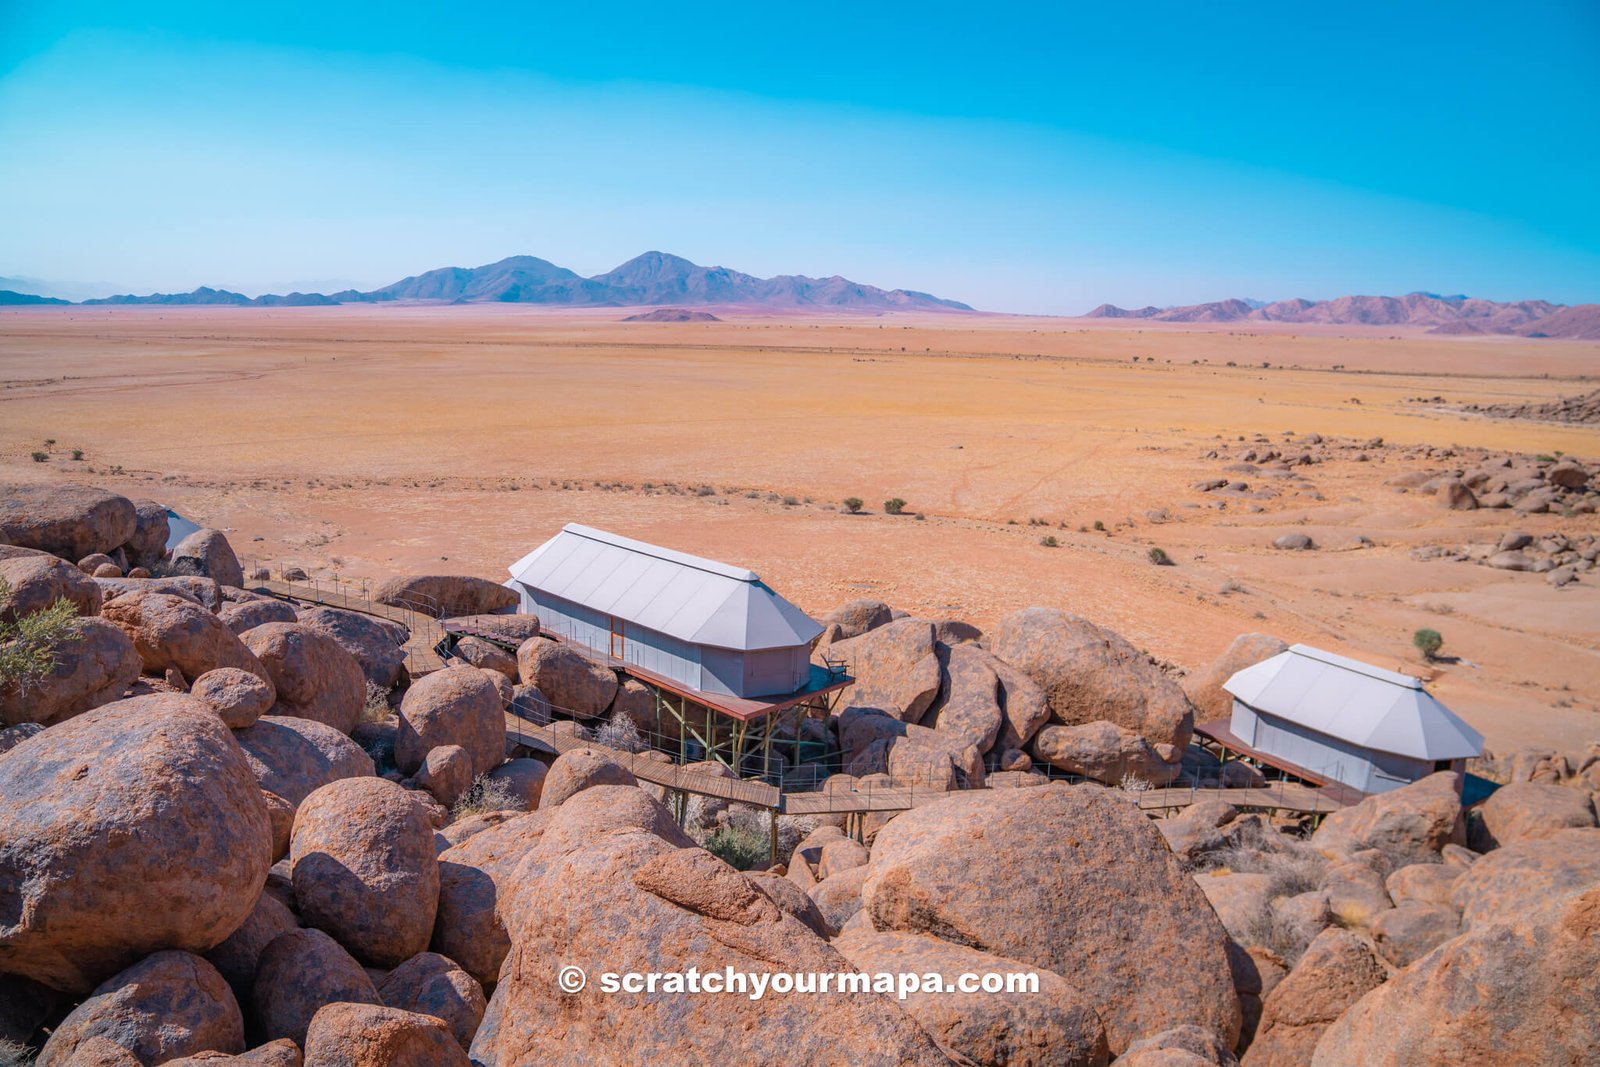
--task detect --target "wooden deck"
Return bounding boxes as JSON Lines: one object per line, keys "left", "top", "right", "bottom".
{"left": 1134, "top": 779, "right": 1352, "bottom": 816}
{"left": 251, "top": 579, "right": 446, "bottom": 675}
{"left": 1194, "top": 718, "right": 1369, "bottom": 809}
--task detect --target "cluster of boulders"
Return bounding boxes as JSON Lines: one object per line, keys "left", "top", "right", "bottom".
{"left": 743, "top": 602, "right": 1206, "bottom": 792}
{"left": 1174, "top": 768, "right": 1600, "bottom": 1064}
{"left": 1458, "top": 387, "right": 1600, "bottom": 425}
{"left": 1413, "top": 529, "right": 1598, "bottom": 587}
{"left": 1391, "top": 451, "right": 1597, "bottom": 515}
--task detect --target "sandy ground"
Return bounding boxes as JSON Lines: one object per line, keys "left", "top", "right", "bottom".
{"left": 2, "top": 303, "right": 1597, "bottom": 754}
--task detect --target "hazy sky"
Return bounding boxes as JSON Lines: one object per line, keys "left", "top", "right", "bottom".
{"left": 2, "top": 1, "right": 1597, "bottom": 313}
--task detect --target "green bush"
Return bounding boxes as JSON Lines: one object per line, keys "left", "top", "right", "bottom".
{"left": 1148, "top": 547, "right": 1173, "bottom": 566}
{"left": 1413, "top": 628, "right": 1443, "bottom": 660}
{"left": 29, "top": 452, "right": 47, "bottom": 463}
{"left": 884, "top": 498, "right": 907, "bottom": 515}
{"left": 1040, "top": 535, "right": 1060, "bottom": 548}
{"left": 1093, "top": 520, "right": 1106, "bottom": 532}
{"left": 0, "top": 580, "right": 83, "bottom": 691}
{"left": 702, "top": 823, "right": 770, "bottom": 870}
{"left": 842, "top": 497, "right": 864, "bottom": 514}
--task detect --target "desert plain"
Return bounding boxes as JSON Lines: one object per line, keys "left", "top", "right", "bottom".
{"left": 1, "top": 304, "right": 1596, "bottom": 753}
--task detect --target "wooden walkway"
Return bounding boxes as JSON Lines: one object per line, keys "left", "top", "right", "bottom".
{"left": 1134, "top": 779, "right": 1351, "bottom": 816}
{"left": 251, "top": 579, "right": 446, "bottom": 675}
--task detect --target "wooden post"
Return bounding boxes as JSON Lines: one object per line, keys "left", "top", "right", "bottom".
{"left": 769, "top": 808, "right": 779, "bottom": 866}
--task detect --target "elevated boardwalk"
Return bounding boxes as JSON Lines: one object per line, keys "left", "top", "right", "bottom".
{"left": 250, "top": 578, "right": 446, "bottom": 674}
{"left": 1194, "top": 718, "right": 1368, "bottom": 809}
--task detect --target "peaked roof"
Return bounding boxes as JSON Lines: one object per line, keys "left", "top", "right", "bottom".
{"left": 506, "top": 524, "right": 823, "bottom": 652}
{"left": 1223, "top": 644, "right": 1483, "bottom": 760}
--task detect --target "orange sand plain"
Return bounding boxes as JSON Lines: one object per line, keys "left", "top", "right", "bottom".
{"left": 2, "top": 304, "right": 1597, "bottom": 754}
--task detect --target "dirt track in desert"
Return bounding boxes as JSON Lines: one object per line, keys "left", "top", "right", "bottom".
{"left": 2, "top": 304, "right": 1597, "bottom": 753}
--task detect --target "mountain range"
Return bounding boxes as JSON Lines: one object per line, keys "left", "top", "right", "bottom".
{"left": 1084, "top": 291, "right": 1600, "bottom": 338}
{"left": 9, "top": 252, "right": 972, "bottom": 312}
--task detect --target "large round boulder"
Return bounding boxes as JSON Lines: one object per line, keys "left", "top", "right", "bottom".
{"left": 100, "top": 591, "right": 267, "bottom": 683}
{"left": 1243, "top": 928, "right": 1386, "bottom": 1067}
{"left": 432, "top": 809, "right": 558, "bottom": 987}
{"left": 0, "top": 485, "right": 137, "bottom": 561}
{"left": 0, "top": 617, "right": 141, "bottom": 727}
{"left": 514, "top": 637, "right": 617, "bottom": 719}
{"left": 296, "top": 606, "right": 409, "bottom": 690}
{"left": 218, "top": 599, "right": 299, "bottom": 636}
{"left": 0, "top": 553, "right": 103, "bottom": 622}
{"left": 829, "top": 618, "right": 942, "bottom": 723}
{"left": 304, "top": 1002, "right": 470, "bottom": 1067}
{"left": 819, "top": 598, "right": 894, "bottom": 642}
{"left": 190, "top": 667, "right": 277, "bottom": 730}
{"left": 538, "top": 747, "right": 637, "bottom": 808}
{"left": 1032, "top": 720, "right": 1183, "bottom": 785}
{"left": 170, "top": 529, "right": 245, "bottom": 589}
{"left": 95, "top": 575, "right": 221, "bottom": 611}
{"left": 123, "top": 501, "right": 170, "bottom": 570}
{"left": 468, "top": 788, "right": 946, "bottom": 1066}
{"left": 1311, "top": 771, "right": 1465, "bottom": 866}
{"left": 833, "top": 929, "right": 1109, "bottom": 1067}
{"left": 860, "top": 784, "right": 1240, "bottom": 1054}
{"left": 241, "top": 623, "right": 366, "bottom": 735}
{"left": 1448, "top": 826, "right": 1600, "bottom": 930}
{"left": 233, "top": 715, "right": 375, "bottom": 808}
{"left": 394, "top": 666, "right": 505, "bottom": 779}
{"left": 0, "top": 696, "right": 272, "bottom": 992}
{"left": 290, "top": 777, "right": 440, "bottom": 967}
{"left": 377, "top": 951, "right": 486, "bottom": 1051}
{"left": 204, "top": 891, "right": 298, "bottom": 1007}
{"left": 36, "top": 951, "right": 243, "bottom": 1067}
{"left": 1467, "top": 780, "right": 1596, "bottom": 850}
{"left": 376, "top": 575, "right": 516, "bottom": 618}
{"left": 251, "top": 928, "right": 380, "bottom": 1048}
{"left": 985, "top": 608, "right": 1195, "bottom": 750}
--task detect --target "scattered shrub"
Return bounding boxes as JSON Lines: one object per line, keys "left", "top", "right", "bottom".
{"left": 70, "top": 449, "right": 84, "bottom": 461}
{"left": 451, "top": 774, "right": 519, "bottom": 820}
{"left": 702, "top": 823, "right": 770, "bottom": 870}
{"left": 1147, "top": 547, "right": 1173, "bottom": 566}
{"left": 0, "top": 581, "right": 83, "bottom": 691}
{"left": 0, "top": 1037, "right": 35, "bottom": 1067}
{"left": 29, "top": 452, "right": 47, "bottom": 463}
{"left": 593, "top": 713, "right": 649, "bottom": 753}
{"left": 1413, "top": 628, "right": 1444, "bottom": 661}
{"left": 1039, "top": 535, "right": 1060, "bottom": 548}
{"left": 884, "top": 498, "right": 907, "bottom": 515}
{"left": 1093, "top": 520, "right": 1106, "bottom": 532}
{"left": 842, "top": 497, "right": 864, "bottom": 514}
{"left": 360, "top": 682, "right": 392, "bottom": 725}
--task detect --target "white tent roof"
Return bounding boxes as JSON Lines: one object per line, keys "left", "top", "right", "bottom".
{"left": 506, "top": 524, "right": 823, "bottom": 652}
{"left": 1223, "top": 644, "right": 1483, "bottom": 760}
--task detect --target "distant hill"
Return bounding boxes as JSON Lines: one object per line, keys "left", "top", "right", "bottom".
{"left": 621, "top": 308, "right": 722, "bottom": 322}
{"left": 0, "top": 289, "right": 70, "bottom": 305}
{"left": 26, "top": 252, "right": 973, "bottom": 312}
{"left": 1084, "top": 292, "right": 1598, "bottom": 339}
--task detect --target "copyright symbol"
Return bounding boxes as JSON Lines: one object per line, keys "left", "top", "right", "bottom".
{"left": 557, "top": 965, "right": 587, "bottom": 993}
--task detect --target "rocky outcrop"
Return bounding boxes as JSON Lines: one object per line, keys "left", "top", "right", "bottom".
{"left": 482, "top": 758, "right": 547, "bottom": 811}
{"left": 124, "top": 502, "right": 169, "bottom": 570}
{"left": 296, "top": 606, "right": 409, "bottom": 691}
{"left": 170, "top": 529, "right": 245, "bottom": 589}
{"left": 468, "top": 787, "right": 947, "bottom": 1066}
{"left": 924, "top": 642, "right": 1004, "bottom": 751}
{"left": 204, "top": 891, "right": 298, "bottom": 1007}
{"left": 1467, "top": 780, "right": 1596, "bottom": 850}
{"left": 514, "top": 638, "right": 617, "bottom": 719}
{"left": 0, "top": 553, "right": 103, "bottom": 622}
{"left": 432, "top": 809, "right": 558, "bottom": 987}
{"left": 538, "top": 747, "right": 639, "bottom": 808}
{"left": 835, "top": 929, "right": 1109, "bottom": 1067}
{"left": 0, "top": 617, "right": 140, "bottom": 727}
{"left": 394, "top": 666, "right": 505, "bottom": 779}
{"left": 252, "top": 929, "right": 380, "bottom": 1048}
{"left": 290, "top": 778, "right": 440, "bottom": 967}
{"left": 218, "top": 599, "right": 300, "bottom": 635}
{"left": 1311, "top": 771, "right": 1465, "bottom": 866}
{"left": 37, "top": 951, "right": 243, "bottom": 1067}
{"left": 1310, "top": 884, "right": 1600, "bottom": 1065}
{"left": 101, "top": 591, "right": 267, "bottom": 683}
{"left": 0, "top": 696, "right": 272, "bottom": 993}
{"left": 452, "top": 636, "right": 517, "bottom": 680}
{"left": 1184, "top": 634, "right": 1288, "bottom": 723}
{"left": 829, "top": 618, "right": 942, "bottom": 722}
{"left": 240, "top": 623, "right": 366, "bottom": 735}
{"left": 302, "top": 1002, "right": 470, "bottom": 1067}
{"left": 233, "top": 715, "right": 375, "bottom": 808}
{"left": 96, "top": 575, "right": 222, "bottom": 612}
{"left": 1449, "top": 827, "right": 1600, "bottom": 930}
{"left": 0, "top": 485, "right": 136, "bottom": 561}
{"left": 162, "top": 1041, "right": 302, "bottom": 1066}
{"left": 861, "top": 785, "right": 1239, "bottom": 1053}
{"left": 1368, "top": 902, "right": 1458, "bottom": 967}
{"left": 808, "top": 866, "right": 870, "bottom": 937}
{"left": 376, "top": 576, "right": 516, "bottom": 619}
{"left": 818, "top": 599, "right": 893, "bottom": 642}
{"left": 986, "top": 608, "right": 1194, "bottom": 751}
{"left": 376, "top": 952, "right": 485, "bottom": 1051}
{"left": 1241, "top": 928, "right": 1385, "bottom": 1067}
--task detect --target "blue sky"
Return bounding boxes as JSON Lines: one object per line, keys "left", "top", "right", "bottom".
{"left": 1, "top": 1, "right": 1597, "bottom": 312}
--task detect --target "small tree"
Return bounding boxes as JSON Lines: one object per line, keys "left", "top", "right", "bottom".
{"left": 842, "top": 497, "right": 864, "bottom": 514}
{"left": 1413, "top": 628, "right": 1444, "bottom": 661}
{"left": 0, "top": 580, "right": 83, "bottom": 691}
{"left": 884, "top": 498, "right": 907, "bottom": 515}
